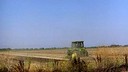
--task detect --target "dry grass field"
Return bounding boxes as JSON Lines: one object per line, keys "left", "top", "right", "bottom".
{"left": 0, "top": 47, "right": 128, "bottom": 72}
{"left": 0, "top": 49, "right": 67, "bottom": 60}
{"left": 1, "top": 47, "right": 128, "bottom": 59}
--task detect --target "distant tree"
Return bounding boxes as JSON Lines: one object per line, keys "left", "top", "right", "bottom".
{"left": 110, "top": 44, "right": 121, "bottom": 47}
{"left": 124, "top": 45, "right": 128, "bottom": 47}
{"left": 39, "top": 48, "right": 44, "bottom": 50}
{"left": 0, "top": 48, "right": 11, "bottom": 51}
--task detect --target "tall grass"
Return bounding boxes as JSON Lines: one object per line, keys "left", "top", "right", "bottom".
{"left": 0, "top": 56, "right": 126, "bottom": 72}
{"left": 0, "top": 47, "right": 128, "bottom": 72}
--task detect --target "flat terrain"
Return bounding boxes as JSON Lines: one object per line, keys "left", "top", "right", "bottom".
{"left": 1, "top": 47, "right": 128, "bottom": 60}
{"left": 0, "top": 49, "right": 68, "bottom": 60}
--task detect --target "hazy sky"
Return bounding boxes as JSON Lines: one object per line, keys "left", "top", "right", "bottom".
{"left": 1, "top": 0, "right": 128, "bottom": 48}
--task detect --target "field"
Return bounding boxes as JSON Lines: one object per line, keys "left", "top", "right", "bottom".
{"left": 1, "top": 47, "right": 128, "bottom": 60}
{"left": 0, "top": 47, "right": 128, "bottom": 72}
{"left": 0, "top": 49, "right": 67, "bottom": 60}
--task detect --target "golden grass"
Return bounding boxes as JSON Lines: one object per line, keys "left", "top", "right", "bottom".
{"left": 1, "top": 47, "right": 128, "bottom": 61}
{"left": 0, "top": 47, "right": 128, "bottom": 72}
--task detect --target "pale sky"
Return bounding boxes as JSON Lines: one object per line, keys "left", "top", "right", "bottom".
{"left": 1, "top": 0, "right": 128, "bottom": 48}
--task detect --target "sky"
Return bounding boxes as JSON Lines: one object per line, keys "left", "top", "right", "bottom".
{"left": 0, "top": 0, "right": 128, "bottom": 48}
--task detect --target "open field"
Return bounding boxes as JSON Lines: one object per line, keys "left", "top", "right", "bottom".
{"left": 1, "top": 47, "right": 128, "bottom": 66}
{"left": 0, "top": 49, "right": 67, "bottom": 61}
{"left": 1, "top": 47, "right": 128, "bottom": 59}
{"left": 1, "top": 47, "right": 128, "bottom": 65}
{"left": 1, "top": 47, "right": 128, "bottom": 72}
